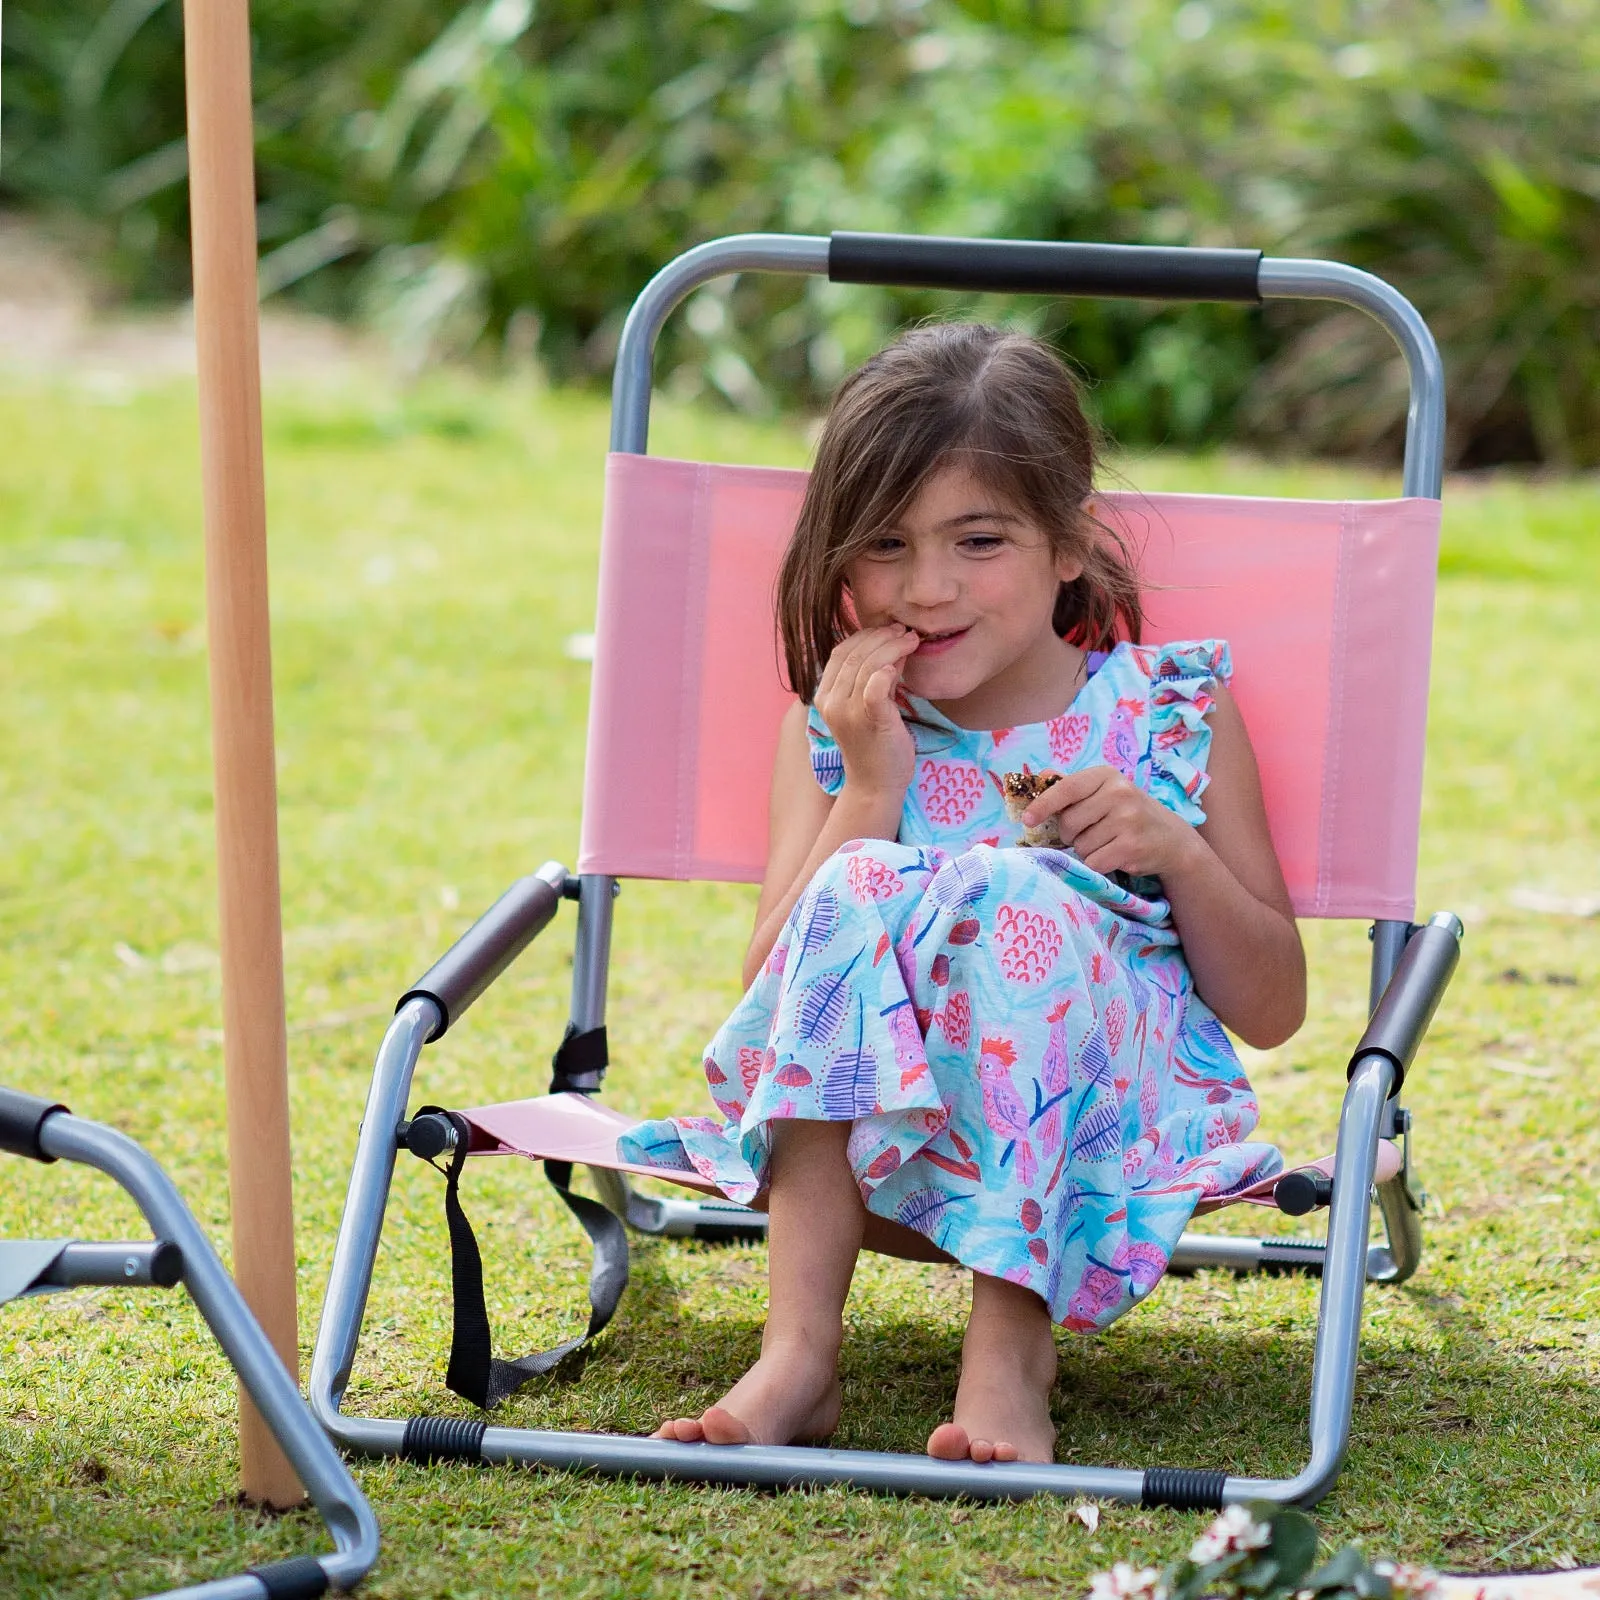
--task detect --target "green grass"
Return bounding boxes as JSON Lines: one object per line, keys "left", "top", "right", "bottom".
{"left": 1, "top": 367, "right": 1597, "bottom": 1597}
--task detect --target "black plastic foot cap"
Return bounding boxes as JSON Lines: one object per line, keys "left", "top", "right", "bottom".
{"left": 1142, "top": 1467, "right": 1228, "bottom": 1510}
{"left": 246, "top": 1555, "right": 329, "bottom": 1599}
{"left": 402, "top": 1414, "right": 488, "bottom": 1464}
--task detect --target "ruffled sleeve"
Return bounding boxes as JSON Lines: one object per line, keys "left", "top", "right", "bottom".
{"left": 805, "top": 704, "right": 845, "bottom": 796}
{"left": 1146, "top": 639, "right": 1232, "bottom": 826}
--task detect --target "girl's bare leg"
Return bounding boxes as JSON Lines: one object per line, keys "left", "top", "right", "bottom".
{"left": 927, "top": 1272, "right": 1057, "bottom": 1463}
{"left": 654, "top": 1119, "right": 863, "bottom": 1445}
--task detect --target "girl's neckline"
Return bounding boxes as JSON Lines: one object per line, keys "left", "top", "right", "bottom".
{"left": 903, "top": 644, "right": 1118, "bottom": 738}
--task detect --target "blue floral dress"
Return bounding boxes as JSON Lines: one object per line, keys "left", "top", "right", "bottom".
{"left": 619, "top": 639, "right": 1281, "bottom": 1331}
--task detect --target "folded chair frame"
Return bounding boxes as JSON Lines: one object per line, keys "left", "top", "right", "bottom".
{"left": 311, "top": 233, "right": 1461, "bottom": 1511}
{"left": 1, "top": 1088, "right": 379, "bottom": 1599}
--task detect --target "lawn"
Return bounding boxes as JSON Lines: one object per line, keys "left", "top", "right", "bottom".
{"left": 0, "top": 366, "right": 1596, "bottom": 1597}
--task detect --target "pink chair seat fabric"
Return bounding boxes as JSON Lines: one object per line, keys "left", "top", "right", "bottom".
{"left": 579, "top": 452, "right": 1441, "bottom": 920}
{"left": 458, "top": 1093, "right": 1400, "bottom": 1217}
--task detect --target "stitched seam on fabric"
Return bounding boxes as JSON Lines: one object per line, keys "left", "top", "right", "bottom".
{"left": 1317, "top": 503, "right": 1354, "bottom": 918}
{"left": 675, "top": 463, "right": 711, "bottom": 878}
{"left": 1396, "top": 502, "right": 1443, "bottom": 918}
{"left": 578, "top": 457, "right": 618, "bottom": 876}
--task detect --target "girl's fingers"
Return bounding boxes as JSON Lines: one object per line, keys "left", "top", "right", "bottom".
{"left": 823, "top": 626, "right": 911, "bottom": 699}
{"left": 861, "top": 662, "right": 901, "bottom": 719}
{"left": 818, "top": 634, "right": 884, "bottom": 720}
{"left": 1069, "top": 821, "right": 1122, "bottom": 863}
{"left": 815, "top": 649, "right": 842, "bottom": 702}
{"left": 1023, "top": 767, "right": 1106, "bottom": 824}
{"left": 1080, "top": 845, "right": 1125, "bottom": 875}
{"left": 840, "top": 630, "right": 916, "bottom": 706}
{"left": 1049, "top": 787, "right": 1119, "bottom": 844}
{"left": 817, "top": 637, "right": 863, "bottom": 702}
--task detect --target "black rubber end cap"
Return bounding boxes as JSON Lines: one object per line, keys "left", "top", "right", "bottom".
{"left": 400, "top": 1112, "right": 457, "bottom": 1162}
{"left": 1275, "top": 1170, "right": 1333, "bottom": 1217}
{"left": 149, "top": 1240, "right": 184, "bottom": 1287}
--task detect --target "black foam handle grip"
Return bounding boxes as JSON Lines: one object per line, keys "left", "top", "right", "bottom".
{"left": 1350, "top": 921, "right": 1462, "bottom": 1092}
{"left": 828, "top": 232, "right": 1263, "bottom": 303}
{"left": 397, "top": 873, "right": 564, "bottom": 1041}
{"left": 0, "top": 1086, "right": 69, "bottom": 1162}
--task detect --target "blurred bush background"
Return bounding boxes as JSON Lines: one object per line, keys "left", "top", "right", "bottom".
{"left": 3, "top": 0, "right": 1597, "bottom": 465}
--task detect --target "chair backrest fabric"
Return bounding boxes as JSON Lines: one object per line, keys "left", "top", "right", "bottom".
{"left": 578, "top": 452, "right": 1442, "bottom": 920}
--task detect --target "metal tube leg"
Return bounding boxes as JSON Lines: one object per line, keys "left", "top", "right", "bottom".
{"left": 568, "top": 876, "right": 617, "bottom": 1037}
{"left": 37, "top": 1114, "right": 380, "bottom": 1592}
{"left": 1307, "top": 1055, "right": 1394, "bottom": 1451}
{"left": 1226, "top": 1051, "right": 1395, "bottom": 1507}
{"left": 308, "top": 999, "right": 438, "bottom": 1450}
{"left": 1371, "top": 1166, "right": 1424, "bottom": 1285}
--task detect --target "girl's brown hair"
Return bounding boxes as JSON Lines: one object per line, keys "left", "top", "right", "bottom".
{"left": 776, "top": 322, "right": 1143, "bottom": 702}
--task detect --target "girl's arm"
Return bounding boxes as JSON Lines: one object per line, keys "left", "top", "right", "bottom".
{"left": 742, "top": 625, "right": 921, "bottom": 987}
{"left": 1023, "top": 684, "right": 1306, "bottom": 1048}
{"left": 1158, "top": 686, "right": 1306, "bottom": 1048}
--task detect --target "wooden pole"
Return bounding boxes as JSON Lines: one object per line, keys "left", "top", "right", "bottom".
{"left": 182, "top": 0, "right": 303, "bottom": 1508}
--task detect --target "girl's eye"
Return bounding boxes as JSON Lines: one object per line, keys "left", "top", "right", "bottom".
{"left": 865, "top": 537, "right": 905, "bottom": 557}
{"left": 961, "top": 534, "right": 1005, "bottom": 552}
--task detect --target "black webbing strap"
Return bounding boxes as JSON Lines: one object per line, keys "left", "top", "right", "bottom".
{"left": 549, "top": 1023, "right": 609, "bottom": 1092}
{"left": 416, "top": 1108, "right": 629, "bottom": 1410}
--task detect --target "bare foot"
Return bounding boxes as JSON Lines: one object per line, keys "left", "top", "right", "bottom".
{"left": 926, "top": 1273, "right": 1058, "bottom": 1464}
{"left": 925, "top": 1369, "right": 1054, "bottom": 1464}
{"left": 652, "top": 1341, "right": 841, "bottom": 1447}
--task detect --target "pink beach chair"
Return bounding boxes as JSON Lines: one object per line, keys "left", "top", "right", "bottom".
{"left": 311, "top": 234, "right": 1463, "bottom": 1509}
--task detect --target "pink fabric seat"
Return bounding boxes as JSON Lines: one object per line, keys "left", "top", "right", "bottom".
{"left": 459, "top": 1092, "right": 1402, "bottom": 1217}
{"left": 580, "top": 452, "right": 1442, "bottom": 921}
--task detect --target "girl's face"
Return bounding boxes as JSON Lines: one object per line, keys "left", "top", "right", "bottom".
{"left": 843, "top": 461, "right": 1083, "bottom": 724}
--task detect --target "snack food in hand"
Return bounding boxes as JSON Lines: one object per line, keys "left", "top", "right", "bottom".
{"left": 1001, "top": 767, "right": 1155, "bottom": 897}
{"left": 1001, "top": 770, "right": 1063, "bottom": 848}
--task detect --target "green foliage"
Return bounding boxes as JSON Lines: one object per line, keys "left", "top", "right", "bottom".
{"left": 3, "top": 1, "right": 1599, "bottom": 463}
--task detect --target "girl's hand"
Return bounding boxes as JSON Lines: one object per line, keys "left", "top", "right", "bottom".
{"left": 1022, "top": 765, "right": 1203, "bottom": 879}
{"left": 813, "top": 624, "right": 920, "bottom": 802}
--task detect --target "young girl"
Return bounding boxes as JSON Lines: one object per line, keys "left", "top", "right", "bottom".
{"left": 618, "top": 323, "right": 1306, "bottom": 1465}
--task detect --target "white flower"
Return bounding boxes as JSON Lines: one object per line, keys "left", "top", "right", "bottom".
{"left": 1374, "top": 1560, "right": 1442, "bottom": 1600}
{"left": 1087, "top": 1561, "right": 1168, "bottom": 1600}
{"left": 1189, "top": 1504, "right": 1273, "bottom": 1566}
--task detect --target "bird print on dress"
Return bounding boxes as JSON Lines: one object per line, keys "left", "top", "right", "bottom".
{"left": 978, "top": 1035, "right": 1038, "bottom": 1184}
{"left": 1101, "top": 696, "right": 1143, "bottom": 780}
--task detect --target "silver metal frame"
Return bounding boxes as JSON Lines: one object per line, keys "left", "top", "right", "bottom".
{"left": 312, "top": 235, "right": 1452, "bottom": 1507}
{"left": 6, "top": 1109, "right": 379, "bottom": 1598}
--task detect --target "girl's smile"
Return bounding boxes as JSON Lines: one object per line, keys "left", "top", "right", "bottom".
{"left": 910, "top": 625, "right": 970, "bottom": 656}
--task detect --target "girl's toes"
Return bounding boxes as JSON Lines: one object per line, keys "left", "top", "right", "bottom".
{"left": 698, "top": 1405, "right": 754, "bottom": 1446}
{"left": 992, "top": 1441, "right": 1019, "bottom": 1463}
{"left": 969, "top": 1436, "right": 996, "bottom": 1464}
{"left": 927, "top": 1423, "right": 971, "bottom": 1460}
{"left": 655, "top": 1417, "right": 705, "bottom": 1442}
